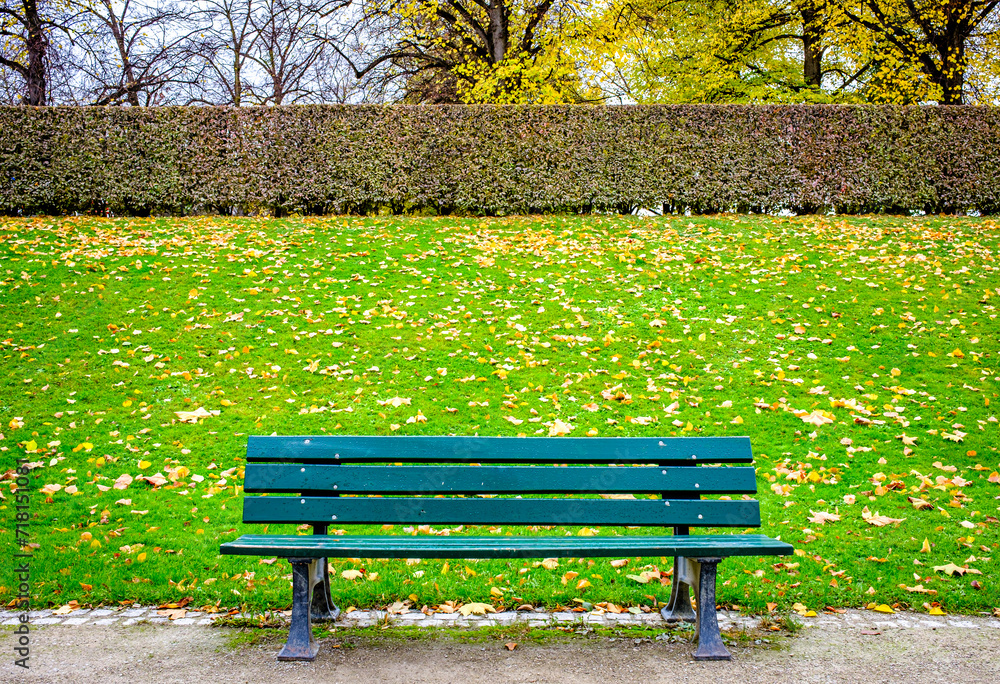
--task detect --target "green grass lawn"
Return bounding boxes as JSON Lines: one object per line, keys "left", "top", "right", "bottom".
{"left": 1, "top": 214, "right": 998, "bottom": 619}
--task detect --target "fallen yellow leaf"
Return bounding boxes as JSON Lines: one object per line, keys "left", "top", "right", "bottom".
{"left": 792, "top": 602, "right": 816, "bottom": 617}
{"left": 458, "top": 602, "right": 496, "bottom": 616}
{"left": 548, "top": 419, "right": 574, "bottom": 436}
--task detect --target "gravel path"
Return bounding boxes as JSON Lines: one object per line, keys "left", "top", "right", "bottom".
{"left": 4, "top": 610, "right": 1000, "bottom": 683}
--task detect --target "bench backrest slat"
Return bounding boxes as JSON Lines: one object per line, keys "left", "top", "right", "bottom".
{"left": 246, "top": 435, "right": 753, "bottom": 464}
{"left": 245, "top": 464, "right": 757, "bottom": 495}
{"left": 243, "top": 496, "right": 760, "bottom": 527}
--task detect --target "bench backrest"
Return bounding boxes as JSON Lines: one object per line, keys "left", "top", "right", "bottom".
{"left": 242, "top": 436, "right": 761, "bottom": 530}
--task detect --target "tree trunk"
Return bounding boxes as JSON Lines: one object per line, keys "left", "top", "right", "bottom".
{"left": 801, "top": 7, "right": 823, "bottom": 89}
{"left": 938, "top": 70, "right": 964, "bottom": 105}
{"left": 104, "top": 1, "right": 141, "bottom": 106}
{"left": 233, "top": 58, "right": 243, "bottom": 106}
{"left": 937, "top": 39, "right": 965, "bottom": 105}
{"left": 24, "top": 0, "right": 49, "bottom": 105}
{"left": 485, "top": 0, "right": 509, "bottom": 64}
{"left": 273, "top": 72, "right": 283, "bottom": 105}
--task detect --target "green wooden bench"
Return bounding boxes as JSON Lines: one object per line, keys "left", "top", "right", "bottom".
{"left": 220, "top": 435, "right": 792, "bottom": 661}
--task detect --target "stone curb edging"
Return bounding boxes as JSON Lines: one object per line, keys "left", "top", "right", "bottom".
{"left": 2, "top": 607, "right": 999, "bottom": 631}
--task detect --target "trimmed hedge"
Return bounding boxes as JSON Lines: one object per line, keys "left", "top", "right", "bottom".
{"left": 2, "top": 105, "right": 998, "bottom": 216}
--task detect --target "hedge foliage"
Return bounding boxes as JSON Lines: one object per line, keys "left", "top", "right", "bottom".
{"left": 2, "top": 105, "right": 998, "bottom": 216}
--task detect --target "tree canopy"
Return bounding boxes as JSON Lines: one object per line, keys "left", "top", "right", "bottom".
{"left": 1, "top": 0, "right": 998, "bottom": 104}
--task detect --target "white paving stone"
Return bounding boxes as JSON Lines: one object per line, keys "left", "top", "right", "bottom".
{"left": 11, "top": 606, "right": 1000, "bottom": 632}
{"left": 947, "top": 619, "right": 979, "bottom": 628}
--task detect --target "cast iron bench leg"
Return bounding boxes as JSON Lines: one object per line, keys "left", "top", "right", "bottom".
{"left": 277, "top": 557, "right": 321, "bottom": 661}
{"left": 660, "top": 555, "right": 697, "bottom": 623}
{"left": 692, "top": 557, "right": 731, "bottom": 661}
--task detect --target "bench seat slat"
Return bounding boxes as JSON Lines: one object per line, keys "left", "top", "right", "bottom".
{"left": 246, "top": 435, "right": 753, "bottom": 464}
{"left": 242, "top": 497, "right": 760, "bottom": 527}
{"left": 221, "top": 533, "right": 793, "bottom": 559}
{"left": 245, "top": 464, "right": 758, "bottom": 495}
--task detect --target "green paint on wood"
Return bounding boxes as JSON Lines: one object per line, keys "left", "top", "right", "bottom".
{"left": 246, "top": 435, "right": 753, "bottom": 464}
{"left": 242, "top": 497, "right": 761, "bottom": 527}
{"left": 244, "top": 464, "right": 757, "bottom": 495}
{"left": 221, "top": 533, "right": 793, "bottom": 559}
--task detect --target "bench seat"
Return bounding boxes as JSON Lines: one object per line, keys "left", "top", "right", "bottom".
{"left": 222, "top": 533, "right": 791, "bottom": 558}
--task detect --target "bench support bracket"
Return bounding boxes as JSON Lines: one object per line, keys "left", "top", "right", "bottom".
{"left": 310, "top": 558, "right": 341, "bottom": 621}
{"left": 309, "top": 527, "right": 340, "bottom": 621}
{"left": 692, "top": 557, "right": 730, "bottom": 661}
{"left": 661, "top": 556, "right": 697, "bottom": 623}
{"left": 277, "top": 558, "right": 321, "bottom": 661}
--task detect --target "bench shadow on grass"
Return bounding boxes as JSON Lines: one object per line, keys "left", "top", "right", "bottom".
{"left": 215, "top": 616, "right": 799, "bottom": 656}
